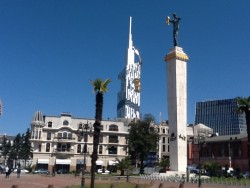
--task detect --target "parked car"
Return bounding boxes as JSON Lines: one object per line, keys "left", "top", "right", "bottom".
{"left": 57, "top": 169, "right": 69, "bottom": 174}
{"left": 190, "top": 169, "right": 199, "bottom": 174}
{"left": 243, "top": 172, "right": 250, "bottom": 178}
{"left": 33, "top": 168, "right": 50, "bottom": 175}
{"left": 0, "top": 165, "right": 7, "bottom": 174}
{"left": 13, "top": 168, "right": 29, "bottom": 174}
{"left": 97, "top": 169, "right": 110, "bottom": 174}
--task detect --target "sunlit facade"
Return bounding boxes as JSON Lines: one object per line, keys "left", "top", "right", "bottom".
{"left": 30, "top": 111, "right": 129, "bottom": 173}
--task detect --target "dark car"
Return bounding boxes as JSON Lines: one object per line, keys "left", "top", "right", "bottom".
{"left": 33, "top": 168, "right": 50, "bottom": 175}
{"left": 57, "top": 169, "right": 69, "bottom": 174}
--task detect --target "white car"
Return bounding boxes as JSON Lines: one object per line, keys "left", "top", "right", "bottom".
{"left": 97, "top": 169, "right": 110, "bottom": 174}
{"left": 13, "top": 168, "right": 29, "bottom": 174}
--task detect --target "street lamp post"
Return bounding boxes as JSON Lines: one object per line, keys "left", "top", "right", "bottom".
{"left": 77, "top": 122, "right": 92, "bottom": 188}
{"left": 197, "top": 133, "right": 217, "bottom": 188}
{"left": 198, "top": 136, "right": 205, "bottom": 188}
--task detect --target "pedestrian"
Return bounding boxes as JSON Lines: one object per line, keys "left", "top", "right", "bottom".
{"left": 5, "top": 166, "right": 9, "bottom": 178}
{"left": 52, "top": 166, "right": 56, "bottom": 177}
{"left": 17, "top": 168, "right": 21, "bottom": 178}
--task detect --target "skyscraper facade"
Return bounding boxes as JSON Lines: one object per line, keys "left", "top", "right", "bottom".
{"left": 117, "top": 17, "right": 141, "bottom": 119}
{"left": 195, "top": 98, "right": 247, "bottom": 135}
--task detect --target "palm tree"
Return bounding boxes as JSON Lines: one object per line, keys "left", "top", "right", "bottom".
{"left": 159, "top": 157, "right": 170, "bottom": 172}
{"left": 115, "top": 157, "right": 131, "bottom": 176}
{"left": 90, "top": 78, "right": 111, "bottom": 188}
{"left": 236, "top": 97, "right": 250, "bottom": 171}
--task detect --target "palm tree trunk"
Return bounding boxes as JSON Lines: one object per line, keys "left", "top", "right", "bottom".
{"left": 90, "top": 92, "right": 103, "bottom": 188}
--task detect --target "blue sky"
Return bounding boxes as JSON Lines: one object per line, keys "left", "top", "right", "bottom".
{"left": 0, "top": 1, "right": 250, "bottom": 135}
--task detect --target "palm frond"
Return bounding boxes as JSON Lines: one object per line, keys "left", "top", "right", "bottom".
{"left": 90, "top": 78, "right": 111, "bottom": 93}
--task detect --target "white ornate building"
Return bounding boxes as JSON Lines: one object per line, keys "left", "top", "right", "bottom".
{"left": 30, "top": 111, "right": 129, "bottom": 173}
{"left": 117, "top": 17, "right": 141, "bottom": 119}
{"left": 29, "top": 110, "right": 170, "bottom": 173}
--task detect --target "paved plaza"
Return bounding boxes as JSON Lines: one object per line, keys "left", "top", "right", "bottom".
{"left": 1, "top": 173, "right": 250, "bottom": 188}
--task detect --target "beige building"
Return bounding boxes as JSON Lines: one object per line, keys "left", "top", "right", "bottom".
{"left": 157, "top": 121, "right": 170, "bottom": 161}
{"left": 30, "top": 111, "right": 129, "bottom": 173}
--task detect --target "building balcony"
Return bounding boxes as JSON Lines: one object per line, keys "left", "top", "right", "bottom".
{"left": 52, "top": 137, "right": 76, "bottom": 142}
{"left": 53, "top": 148, "right": 74, "bottom": 154}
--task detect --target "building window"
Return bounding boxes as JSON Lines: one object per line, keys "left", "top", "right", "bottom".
{"left": 63, "top": 120, "right": 69, "bottom": 126}
{"left": 78, "top": 123, "right": 83, "bottom": 129}
{"left": 47, "top": 132, "right": 51, "bottom": 140}
{"left": 48, "top": 121, "right": 52, "bottom": 127}
{"left": 77, "top": 144, "right": 81, "bottom": 153}
{"left": 38, "top": 144, "right": 41, "bottom": 152}
{"left": 57, "top": 132, "right": 72, "bottom": 140}
{"left": 63, "top": 132, "right": 67, "bottom": 139}
{"left": 78, "top": 134, "right": 82, "bottom": 142}
{"left": 162, "top": 145, "right": 166, "bottom": 152}
{"left": 163, "top": 129, "right": 165, "bottom": 133}
{"left": 84, "top": 134, "right": 88, "bottom": 142}
{"left": 100, "top": 125, "right": 103, "bottom": 131}
{"left": 99, "top": 135, "right": 103, "bottom": 143}
{"left": 35, "top": 130, "right": 38, "bottom": 139}
{"left": 57, "top": 143, "right": 71, "bottom": 152}
{"left": 67, "top": 143, "right": 71, "bottom": 152}
{"left": 109, "top": 135, "right": 118, "bottom": 143}
{"left": 99, "top": 145, "right": 103, "bottom": 154}
{"left": 109, "top": 124, "right": 118, "bottom": 131}
{"left": 108, "top": 146, "right": 117, "bottom": 154}
{"left": 162, "top": 137, "right": 165, "bottom": 144}
{"left": 46, "top": 143, "right": 50, "bottom": 152}
{"left": 58, "top": 133, "right": 62, "bottom": 139}
{"left": 68, "top": 133, "right": 72, "bottom": 139}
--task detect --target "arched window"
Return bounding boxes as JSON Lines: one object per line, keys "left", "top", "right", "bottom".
{"left": 58, "top": 133, "right": 62, "bottom": 139}
{"left": 109, "top": 124, "right": 118, "bottom": 131}
{"left": 108, "top": 146, "right": 117, "bottom": 154}
{"left": 63, "top": 132, "right": 67, "bottom": 139}
{"left": 68, "top": 133, "right": 72, "bottom": 139}
{"left": 63, "top": 120, "right": 69, "bottom": 126}
{"left": 58, "top": 131, "right": 72, "bottom": 139}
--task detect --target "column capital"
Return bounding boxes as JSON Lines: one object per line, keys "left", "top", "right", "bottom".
{"left": 165, "top": 46, "right": 189, "bottom": 62}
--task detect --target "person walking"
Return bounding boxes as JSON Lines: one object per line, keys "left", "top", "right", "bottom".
{"left": 17, "top": 167, "right": 21, "bottom": 178}
{"left": 5, "top": 166, "right": 9, "bottom": 178}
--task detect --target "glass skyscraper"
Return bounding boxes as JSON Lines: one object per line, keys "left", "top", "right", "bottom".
{"left": 195, "top": 98, "right": 247, "bottom": 135}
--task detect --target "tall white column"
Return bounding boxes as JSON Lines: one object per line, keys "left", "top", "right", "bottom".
{"left": 165, "top": 46, "right": 189, "bottom": 172}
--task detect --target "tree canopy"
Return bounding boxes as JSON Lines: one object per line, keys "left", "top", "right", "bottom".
{"left": 128, "top": 115, "right": 158, "bottom": 174}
